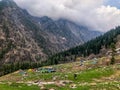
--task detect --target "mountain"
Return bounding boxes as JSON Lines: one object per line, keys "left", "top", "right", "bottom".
{"left": 0, "top": 0, "right": 101, "bottom": 65}
{"left": 34, "top": 16, "right": 101, "bottom": 53}
{"left": 48, "top": 26, "right": 120, "bottom": 64}
{"left": 0, "top": 0, "right": 47, "bottom": 64}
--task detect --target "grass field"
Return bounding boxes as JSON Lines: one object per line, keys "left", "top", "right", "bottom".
{"left": 0, "top": 83, "right": 40, "bottom": 90}
{"left": 0, "top": 58, "right": 120, "bottom": 90}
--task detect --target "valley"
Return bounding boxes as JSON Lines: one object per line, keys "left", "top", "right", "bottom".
{"left": 0, "top": 55, "right": 120, "bottom": 90}
{"left": 0, "top": 0, "right": 120, "bottom": 90}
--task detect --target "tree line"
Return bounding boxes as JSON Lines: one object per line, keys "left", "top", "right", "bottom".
{"left": 0, "top": 61, "right": 49, "bottom": 76}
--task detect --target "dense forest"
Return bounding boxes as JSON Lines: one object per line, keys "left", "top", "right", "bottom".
{"left": 47, "top": 26, "right": 120, "bottom": 65}
{"left": 0, "top": 61, "right": 50, "bottom": 76}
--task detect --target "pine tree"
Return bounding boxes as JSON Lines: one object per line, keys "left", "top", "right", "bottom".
{"left": 110, "top": 43, "right": 116, "bottom": 65}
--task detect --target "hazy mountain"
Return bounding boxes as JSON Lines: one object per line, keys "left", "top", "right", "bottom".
{"left": 34, "top": 16, "right": 101, "bottom": 52}
{"left": 0, "top": 0, "right": 101, "bottom": 64}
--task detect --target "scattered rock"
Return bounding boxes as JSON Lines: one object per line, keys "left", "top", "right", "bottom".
{"left": 55, "top": 81, "right": 65, "bottom": 87}
{"left": 90, "top": 83, "right": 97, "bottom": 86}
{"left": 79, "top": 82, "right": 88, "bottom": 86}
{"left": 70, "top": 84, "right": 77, "bottom": 88}
{"left": 38, "top": 81, "right": 55, "bottom": 86}
{"left": 53, "top": 76, "right": 57, "bottom": 81}
{"left": 40, "top": 86, "right": 47, "bottom": 90}
{"left": 8, "top": 82, "right": 12, "bottom": 85}
{"left": 27, "top": 83, "right": 32, "bottom": 86}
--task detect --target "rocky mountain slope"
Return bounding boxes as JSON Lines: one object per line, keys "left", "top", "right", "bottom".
{"left": 0, "top": 0, "right": 47, "bottom": 64}
{"left": 0, "top": 0, "right": 101, "bottom": 64}
{"left": 34, "top": 16, "right": 101, "bottom": 53}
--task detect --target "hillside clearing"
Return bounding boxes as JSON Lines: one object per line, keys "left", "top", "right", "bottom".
{"left": 0, "top": 59, "right": 120, "bottom": 90}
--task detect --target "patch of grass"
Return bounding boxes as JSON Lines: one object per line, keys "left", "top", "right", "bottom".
{"left": 0, "top": 61, "right": 119, "bottom": 90}
{"left": 0, "top": 83, "right": 39, "bottom": 90}
{"left": 89, "top": 82, "right": 120, "bottom": 90}
{"left": 67, "top": 67, "right": 114, "bottom": 82}
{"left": 45, "top": 84, "right": 90, "bottom": 90}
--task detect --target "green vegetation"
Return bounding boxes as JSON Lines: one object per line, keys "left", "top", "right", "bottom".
{"left": 0, "top": 61, "right": 120, "bottom": 90}
{"left": 0, "top": 61, "right": 45, "bottom": 76}
{"left": 110, "top": 43, "right": 116, "bottom": 65}
{"left": 0, "top": 83, "right": 39, "bottom": 90}
{"left": 111, "top": 56, "right": 115, "bottom": 65}
{"left": 68, "top": 68, "right": 114, "bottom": 82}
{"left": 45, "top": 82, "right": 120, "bottom": 90}
{"left": 48, "top": 26, "right": 120, "bottom": 64}
{"left": 20, "top": 67, "right": 113, "bottom": 82}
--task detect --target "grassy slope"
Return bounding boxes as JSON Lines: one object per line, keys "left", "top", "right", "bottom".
{"left": 0, "top": 57, "right": 120, "bottom": 90}
{"left": 0, "top": 83, "right": 39, "bottom": 90}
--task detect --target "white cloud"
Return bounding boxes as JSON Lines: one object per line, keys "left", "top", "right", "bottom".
{"left": 93, "top": 6, "right": 120, "bottom": 32}
{"left": 13, "top": 0, "right": 120, "bottom": 32}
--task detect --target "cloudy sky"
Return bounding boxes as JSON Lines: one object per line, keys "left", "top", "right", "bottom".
{"left": 13, "top": 0, "right": 120, "bottom": 32}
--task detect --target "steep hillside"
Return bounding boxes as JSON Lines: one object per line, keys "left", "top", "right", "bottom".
{"left": 34, "top": 16, "right": 101, "bottom": 53}
{"left": 0, "top": 0, "right": 47, "bottom": 64}
{"left": 48, "top": 26, "right": 120, "bottom": 64}
{"left": 0, "top": 0, "right": 101, "bottom": 65}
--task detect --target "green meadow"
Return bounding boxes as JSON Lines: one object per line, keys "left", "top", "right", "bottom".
{"left": 0, "top": 60, "right": 120, "bottom": 90}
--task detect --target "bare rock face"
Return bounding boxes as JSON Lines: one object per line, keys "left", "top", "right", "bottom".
{"left": 0, "top": 0, "right": 101, "bottom": 64}
{"left": 0, "top": 0, "right": 46, "bottom": 64}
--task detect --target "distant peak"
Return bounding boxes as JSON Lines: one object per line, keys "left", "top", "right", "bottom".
{"left": 3, "top": 0, "right": 13, "bottom": 1}
{"left": 1, "top": 0, "right": 15, "bottom": 3}
{"left": 40, "top": 16, "right": 51, "bottom": 20}
{"left": 39, "top": 16, "right": 53, "bottom": 22}
{"left": 1, "top": 0, "right": 13, "bottom": 2}
{"left": 0, "top": 0, "right": 17, "bottom": 8}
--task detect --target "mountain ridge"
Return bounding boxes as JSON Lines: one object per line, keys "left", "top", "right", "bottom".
{"left": 48, "top": 26, "right": 120, "bottom": 64}
{"left": 0, "top": 0, "right": 101, "bottom": 64}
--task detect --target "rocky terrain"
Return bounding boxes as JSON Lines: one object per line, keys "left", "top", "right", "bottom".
{"left": 0, "top": 0, "right": 101, "bottom": 64}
